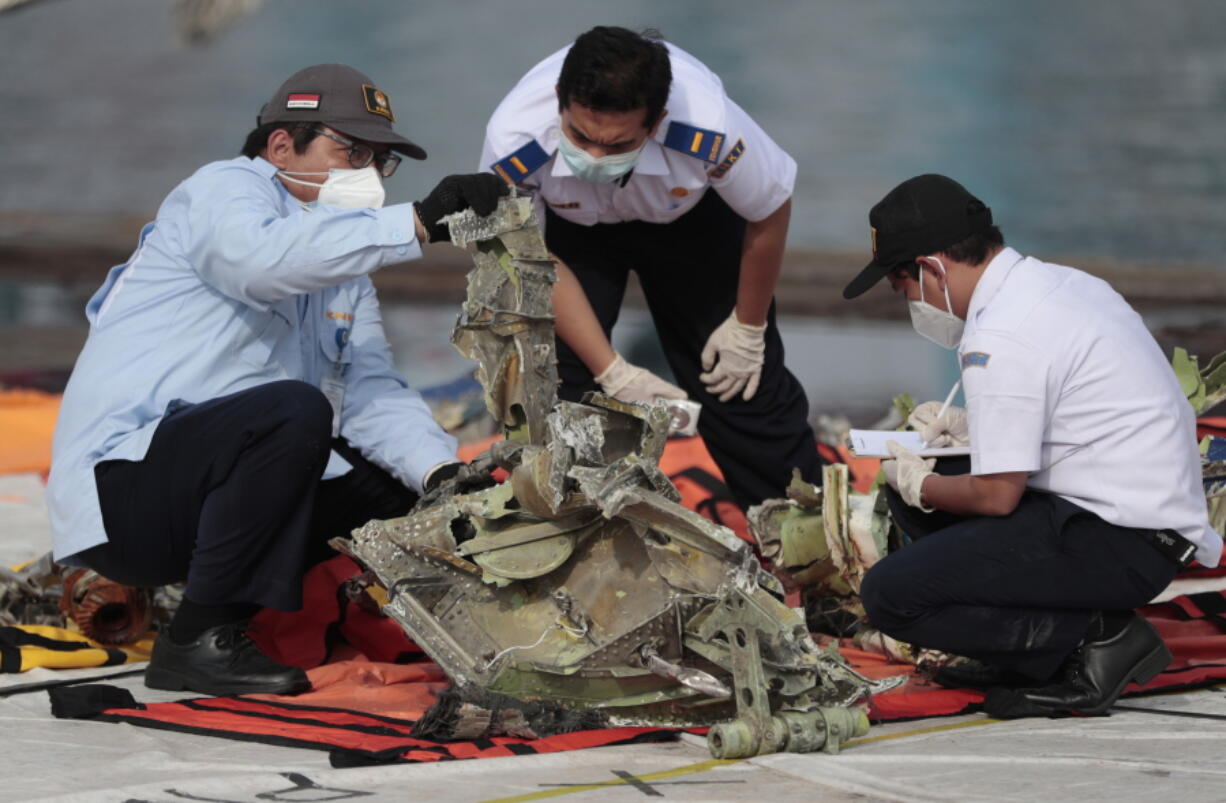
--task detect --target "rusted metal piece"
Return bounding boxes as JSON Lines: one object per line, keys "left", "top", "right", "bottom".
{"left": 59, "top": 568, "right": 153, "bottom": 645}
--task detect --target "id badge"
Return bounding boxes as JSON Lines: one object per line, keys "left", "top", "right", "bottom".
{"left": 321, "top": 361, "right": 345, "bottom": 437}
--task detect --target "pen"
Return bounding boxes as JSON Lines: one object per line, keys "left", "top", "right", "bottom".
{"left": 922, "top": 379, "right": 962, "bottom": 449}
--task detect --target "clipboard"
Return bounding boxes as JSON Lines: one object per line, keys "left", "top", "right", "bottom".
{"left": 847, "top": 429, "right": 971, "bottom": 459}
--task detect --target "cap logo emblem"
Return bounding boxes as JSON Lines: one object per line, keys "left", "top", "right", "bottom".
{"left": 286, "top": 93, "right": 321, "bottom": 110}
{"left": 870, "top": 226, "right": 878, "bottom": 259}
{"left": 362, "top": 84, "right": 394, "bottom": 121}
{"left": 670, "top": 187, "right": 689, "bottom": 198}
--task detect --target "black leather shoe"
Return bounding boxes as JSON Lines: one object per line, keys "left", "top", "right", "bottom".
{"left": 145, "top": 623, "right": 311, "bottom": 696}
{"left": 930, "top": 660, "right": 1039, "bottom": 691}
{"left": 984, "top": 614, "right": 1170, "bottom": 719}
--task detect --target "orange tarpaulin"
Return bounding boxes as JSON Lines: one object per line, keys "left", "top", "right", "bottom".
{"left": 255, "top": 658, "right": 449, "bottom": 721}
{"left": 0, "top": 390, "right": 60, "bottom": 476}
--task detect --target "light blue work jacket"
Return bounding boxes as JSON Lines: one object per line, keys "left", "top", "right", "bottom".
{"left": 47, "top": 156, "right": 458, "bottom": 562}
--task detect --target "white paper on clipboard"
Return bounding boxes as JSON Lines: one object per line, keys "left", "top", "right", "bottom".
{"left": 847, "top": 429, "right": 971, "bottom": 458}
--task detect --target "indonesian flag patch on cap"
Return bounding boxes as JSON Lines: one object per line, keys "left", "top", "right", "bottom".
{"left": 286, "top": 93, "right": 321, "bottom": 110}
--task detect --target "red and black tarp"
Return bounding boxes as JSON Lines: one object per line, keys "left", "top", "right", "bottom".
{"left": 48, "top": 677, "right": 678, "bottom": 767}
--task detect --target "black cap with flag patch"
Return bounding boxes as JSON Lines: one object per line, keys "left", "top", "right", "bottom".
{"left": 258, "top": 63, "right": 426, "bottom": 160}
{"left": 843, "top": 174, "right": 992, "bottom": 299}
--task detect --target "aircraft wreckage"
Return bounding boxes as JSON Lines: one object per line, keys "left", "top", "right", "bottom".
{"left": 335, "top": 195, "right": 903, "bottom": 758}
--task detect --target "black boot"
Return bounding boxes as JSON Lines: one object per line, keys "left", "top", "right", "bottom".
{"left": 984, "top": 614, "right": 1169, "bottom": 719}
{"left": 930, "top": 660, "right": 1040, "bottom": 691}
{"left": 145, "top": 622, "right": 311, "bottom": 696}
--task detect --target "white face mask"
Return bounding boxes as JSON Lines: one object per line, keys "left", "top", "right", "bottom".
{"left": 279, "top": 166, "right": 386, "bottom": 210}
{"left": 908, "top": 258, "right": 965, "bottom": 350}
{"left": 557, "top": 128, "right": 645, "bottom": 184}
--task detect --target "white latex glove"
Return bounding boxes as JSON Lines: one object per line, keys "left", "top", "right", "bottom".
{"left": 908, "top": 401, "right": 970, "bottom": 448}
{"left": 595, "top": 352, "right": 688, "bottom": 405}
{"left": 699, "top": 311, "right": 766, "bottom": 402}
{"left": 883, "top": 440, "right": 937, "bottom": 512}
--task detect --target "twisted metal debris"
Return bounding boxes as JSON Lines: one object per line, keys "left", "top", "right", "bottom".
{"left": 335, "top": 195, "right": 902, "bottom": 758}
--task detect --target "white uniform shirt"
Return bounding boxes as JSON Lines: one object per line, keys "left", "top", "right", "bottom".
{"left": 480, "top": 42, "right": 796, "bottom": 226}
{"left": 960, "top": 247, "right": 1222, "bottom": 566}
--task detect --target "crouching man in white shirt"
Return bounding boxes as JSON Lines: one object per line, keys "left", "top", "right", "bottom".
{"left": 842, "top": 174, "right": 1221, "bottom": 718}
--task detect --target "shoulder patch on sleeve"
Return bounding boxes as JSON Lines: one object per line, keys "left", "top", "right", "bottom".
{"left": 707, "top": 138, "right": 745, "bottom": 180}
{"left": 663, "top": 121, "right": 726, "bottom": 164}
{"left": 961, "top": 351, "right": 991, "bottom": 368}
{"left": 490, "top": 140, "right": 550, "bottom": 185}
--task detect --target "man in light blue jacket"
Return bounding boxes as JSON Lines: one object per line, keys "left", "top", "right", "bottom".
{"left": 47, "top": 64, "right": 506, "bottom": 696}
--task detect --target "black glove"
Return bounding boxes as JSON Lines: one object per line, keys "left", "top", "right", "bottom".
{"left": 423, "top": 461, "right": 463, "bottom": 493}
{"left": 413, "top": 173, "right": 510, "bottom": 243}
{"left": 419, "top": 460, "right": 498, "bottom": 507}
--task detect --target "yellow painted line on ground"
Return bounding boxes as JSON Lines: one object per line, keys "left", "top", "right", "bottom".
{"left": 842, "top": 715, "right": 1002, "bottom": 748}
{"left": 480, "top": 757, "right": 740, "bottom": 803}
{"left": 481, "top": 685, "right": 1226, "bottom": 801}
{"left": 480, "top": 717, "right": 1004, "bottom": 802}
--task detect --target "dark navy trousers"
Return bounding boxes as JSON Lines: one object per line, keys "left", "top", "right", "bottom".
{"left": 862, "top": 460, "right": 1178, "bottom": 679}
{"left": 78, "top": 381, "right": 418, "bottom": 611}
{"left": 544, "top": 189, "right": 822, "bottom": 510}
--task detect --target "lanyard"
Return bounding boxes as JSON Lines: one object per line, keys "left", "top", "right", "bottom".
{"left": 320, "top": 326, "right": 349, "bottom": 437}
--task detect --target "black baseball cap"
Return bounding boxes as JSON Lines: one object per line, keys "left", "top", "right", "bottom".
{"left": 842, "top": 174, "right": 993, "bottom": 299}
{"left": 258, "top": 64, "right": 427, "bottom": 160}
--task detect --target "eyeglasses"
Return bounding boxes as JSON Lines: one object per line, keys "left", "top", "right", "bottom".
{"left": 310, "top": 127, "right": 401, "bottom": 177}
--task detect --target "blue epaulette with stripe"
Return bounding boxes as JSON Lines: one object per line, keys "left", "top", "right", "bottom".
{"left": 490, "top": 140, "right": 550, "bottom": 184}
{"left": 662, "top": 121, "right": 726, "bottom": 165}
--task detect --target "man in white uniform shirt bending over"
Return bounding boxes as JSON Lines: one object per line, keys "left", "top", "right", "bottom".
{"left": 481, "top": 26, "right": 822, "bottom": 512}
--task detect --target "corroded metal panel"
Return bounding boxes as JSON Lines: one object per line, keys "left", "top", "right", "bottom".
{"left": 338, "top": 197, "right": 901, "bottom": 757}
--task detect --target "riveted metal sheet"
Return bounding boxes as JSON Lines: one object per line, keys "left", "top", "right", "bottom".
{"left": 334, "top": 197, "right": 902, "bottom": 746}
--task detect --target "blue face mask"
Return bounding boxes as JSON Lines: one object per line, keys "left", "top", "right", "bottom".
{"left": 557, "top": 129, "right": 646, "bottom": 184}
